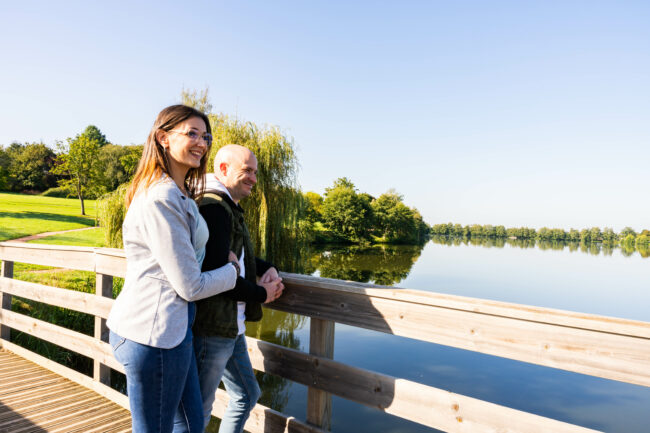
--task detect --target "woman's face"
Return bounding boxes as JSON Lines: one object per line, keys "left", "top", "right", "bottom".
{"left": 161, "top": 116, "right": 210, "bottom": 173}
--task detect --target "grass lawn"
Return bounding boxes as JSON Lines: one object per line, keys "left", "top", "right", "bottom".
{"left": 15, "top": 227, "right": 119, "bottom": 296}
{"left": 0, "top": 193, "right": 122, "bottom": 375}
{"left": 27, "top": 227, "right": 106, "bottom": 247}
{"left": 0, "top": 192, "right": 97, "bottom": 241}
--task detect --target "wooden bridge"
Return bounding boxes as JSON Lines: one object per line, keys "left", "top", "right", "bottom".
{"left": 1, "top": 242, "right": 649, "bottom": 432}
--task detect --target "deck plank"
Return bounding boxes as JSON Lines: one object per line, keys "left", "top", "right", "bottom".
{"left": 0, "top": 350, "right": 131, "bottom": 433}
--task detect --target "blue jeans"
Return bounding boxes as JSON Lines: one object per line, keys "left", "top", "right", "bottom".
{"left": 193, "top": 333, "right": 261, "bottom": 433}
{"left": 110, "top": 303, "right": 203, "bottom": 433}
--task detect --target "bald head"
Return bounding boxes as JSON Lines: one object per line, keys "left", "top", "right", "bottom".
{"left": 214, "top": 145, "right": 258, "bottom": 203}
{"left": 214, "top": 145, "right": 255, "bottom": 168}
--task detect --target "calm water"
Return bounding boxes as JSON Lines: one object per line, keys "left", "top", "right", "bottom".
{"left": 245, "top": 239, "right": 649, "bottom": 433}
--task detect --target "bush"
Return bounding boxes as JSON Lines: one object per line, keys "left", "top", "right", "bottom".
{"left": 97, "top": 183, "right": 128, "bottom": 248}
{"left": 42, "top": 186, "right": 75, "bottom": 198}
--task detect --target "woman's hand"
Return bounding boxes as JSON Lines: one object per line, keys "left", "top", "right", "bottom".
{"left": 228, "top": 251, "right": 238, "bottom": 263}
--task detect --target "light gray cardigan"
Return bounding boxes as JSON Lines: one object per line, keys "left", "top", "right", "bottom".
{"left": 107, "top": 178, "right": 237, "bottom": 348}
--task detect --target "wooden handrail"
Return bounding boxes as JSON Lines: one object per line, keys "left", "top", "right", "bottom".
{"left": 3, "top": 241, "right": 648, "bottom": 432}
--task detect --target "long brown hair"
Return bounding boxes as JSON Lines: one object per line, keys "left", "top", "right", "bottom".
{"left": 125, "top": 105, "right": 211, "bottom": 208}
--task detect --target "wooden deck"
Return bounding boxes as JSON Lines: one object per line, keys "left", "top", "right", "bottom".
{"left": 0, "top": 350, "right": 131, "bottom": 433}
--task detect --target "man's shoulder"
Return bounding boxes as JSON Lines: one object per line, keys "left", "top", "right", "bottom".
{"left": 200, "top": 191, "right": 227, "bottom": 205}
{"left": 199, "top": 192, "right": 234, "bottom": 225}
{"left": 201, "top": 190, "right": 236, "bottom": 209}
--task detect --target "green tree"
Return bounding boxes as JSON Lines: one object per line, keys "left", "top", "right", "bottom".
{"left": 601, "top": 227, "right": 616, "bottom": 243}
{"left": 385, "top": 202, "right": 417, "bottom": 242}
{"left": 469, "top": 224, "right": 483, "bottom": 237}
{"left": 622, "top": 233, "right": 636, "bottom": 246}
{"left": 181, "top": 87, "right": 213, "bottom": 114}
{"left": 371, "top": 190, "right": 401, "bottom": 235}
{"left": 371, "top": 190, "right": 428, "bottom": 243}
{"left": 568, "top": 228, "right": 580, "bottom": 241}
{"left": 81, "top": 125, "right": 109, "bottom": 147}
{"left": 120, "top": 145, "right": 144, "bottom": 178}
{"left": 550, "top": 228, "right": 566, "bottom": 241}
{"left": 620, "top": 227, "right": 637, "bottom": 238}
{"left": 537, "top": 227, "right": 551, "bottom": 240}
{"left": 483, "top": 224, "right": 496, "bottom": 238}
{"left": 322, "top": 178, "right": 373, "bottom": 241}
{"left": 303, "top": 191, "right": 324, "bottom": 223}
{"left": 207, "top": 114, "right": 302, "bottom": 266}
{"left": 98, "top": 144, "right": 142, "bottom": 191}
{"left": 372, "top": 191, "right": 411, "bottom": 242}
{"left": 589, "top": 227, "right": 602, "bottom": 242}
{"left": 0, "top": 146, "right": 12, "bottom": 190}
{"left": 53, "top": 134, "right": 104, "bottom": 215}
{"left": 5, "top": 142, "right": 57, "bottom": 192}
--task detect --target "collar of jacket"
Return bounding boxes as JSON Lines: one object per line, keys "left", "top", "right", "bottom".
{"left": 205, "top": 189, "right": 245, "bottom": 212}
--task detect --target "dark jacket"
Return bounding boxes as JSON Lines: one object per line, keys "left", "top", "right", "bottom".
{"left": 193, "top": 191, "right": 274, "bottom": 338}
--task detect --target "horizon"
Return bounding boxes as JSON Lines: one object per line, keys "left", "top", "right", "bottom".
{"left": 1, "top": 1, "right": 648, "bottom": 232}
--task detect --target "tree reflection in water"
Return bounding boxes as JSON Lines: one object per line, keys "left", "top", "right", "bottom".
{"left": 247, "top": 310, "right": 306, "bottom": 411}
{"left": 206, "top": 310, "right": 307, "bottom": 432}
{"left": 206, "top": 244, "right": 425, "bottom": 430}
{"left": 307, "top": 244, "right": 425, "bottom": 285}
{"left": 429, "top": 235, "right": 648, "bottom": 258}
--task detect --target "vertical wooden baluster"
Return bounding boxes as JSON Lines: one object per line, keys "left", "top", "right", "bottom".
{"left": 0, "top": 260, "right": 14, "bottom": 344}
{"left": 94, "top": 272, "right": 112, "bottom": 385}
{"left": 306, "top": 317, "right": 334, "bottom": 429}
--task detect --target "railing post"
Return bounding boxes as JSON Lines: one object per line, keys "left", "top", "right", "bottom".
{"left": 0, "top": 260, "right": 14, "bottom": 345}
{"left": 94, "top": 272, "right": 112, "bottom": 385}
{"left": 306, "top": 317, "right": 334, "bottom": 429}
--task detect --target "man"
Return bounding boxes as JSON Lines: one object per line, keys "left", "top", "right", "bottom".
{"left": 192, "top": 144, "right": 284, "bottom": 432}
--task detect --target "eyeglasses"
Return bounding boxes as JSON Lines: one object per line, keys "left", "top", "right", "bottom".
{"left": 168, "top": 129, "right": 212, "bottom": 146}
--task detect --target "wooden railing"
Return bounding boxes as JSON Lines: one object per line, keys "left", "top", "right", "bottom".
{"left": 1, "top": 242, "right": 650, "bottom": 432}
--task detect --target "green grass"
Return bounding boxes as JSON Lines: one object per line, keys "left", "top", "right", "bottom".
{"left": 0, "top": 193, "right": 119, "bottom": 376}
{"left": 27, "top": 227, "right": 106, "bottom": 247}
{"left": 0, "top": 192, "right": 97, "bottom": 241}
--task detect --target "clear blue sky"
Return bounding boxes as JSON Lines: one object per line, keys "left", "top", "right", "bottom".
{"left": 1, "top": 1, "right": 648, "bottom": 231}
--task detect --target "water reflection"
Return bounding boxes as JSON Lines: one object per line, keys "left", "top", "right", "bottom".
{"left": 429, "top": 235, "right": 649, "bottom": 258}
{"left": 242, "top": 239, "right": 649, "bottom": 432}
{"left": 247, "top": 310, "right": 307, "bottom": 412}
{"left": 305, "top": 244, "right": 425, "bottom": 285}
{"left": 205, "top": 310, "right": 308, "bottom": 432}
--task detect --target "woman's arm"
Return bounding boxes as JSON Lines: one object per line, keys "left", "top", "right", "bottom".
{"left": 140, "top": 190, "right": 237, "bottom": 301}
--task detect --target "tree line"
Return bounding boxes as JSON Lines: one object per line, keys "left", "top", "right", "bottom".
{"left": 0, "top": 125, "right": 142, "bottom": 214}
{"left": 301, "top": 178, "right": 430, "bottom": 245}
{"left": 428, "top": 234, "right": 649, "bottom": 258}
{"left": 430, "top": 222, "right": 650, "bottom": 247}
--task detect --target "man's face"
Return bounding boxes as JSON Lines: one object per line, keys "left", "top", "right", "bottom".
{"left": 222, "top": 152, "right": 257, "bottom": 202}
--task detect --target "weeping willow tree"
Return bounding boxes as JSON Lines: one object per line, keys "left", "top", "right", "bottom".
{"left": 97, "top": 183, "right": 128, "bottom": 248}
{"left": 182, "top": 89, "right": 307, "bottom": 270}
{"left": 99, "top": 90, "right": 306, "bottom": 268}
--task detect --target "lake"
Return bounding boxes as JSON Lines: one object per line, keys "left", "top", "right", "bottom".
{"left": 244, "top": 238, "right": 650, "bottom": 433}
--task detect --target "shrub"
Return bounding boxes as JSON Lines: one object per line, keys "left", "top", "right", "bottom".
{"left": 42, "top": 186, "right": 75, "bottom": 198}
{"left": 97, "top": 183, "right": 128, "bottom": 248}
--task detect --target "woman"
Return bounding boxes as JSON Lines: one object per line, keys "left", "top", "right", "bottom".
{"left": 107, "top": 105, "right": 240, "bottom": 433}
